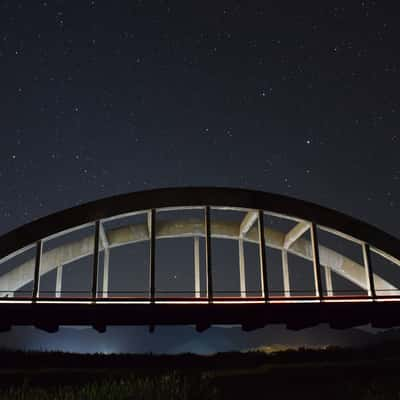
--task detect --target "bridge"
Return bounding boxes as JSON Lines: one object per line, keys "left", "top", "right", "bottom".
{"left": 0, "top": 187, "right": 399, "bottom": 332}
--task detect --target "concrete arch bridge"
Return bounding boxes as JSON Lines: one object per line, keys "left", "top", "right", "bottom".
{"left": 0, "top": 187, "right": 399, "bottom": 332}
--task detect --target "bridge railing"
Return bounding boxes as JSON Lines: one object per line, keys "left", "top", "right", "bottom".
{"left": 0, "top": 205, "right": 399, "bottom": 302}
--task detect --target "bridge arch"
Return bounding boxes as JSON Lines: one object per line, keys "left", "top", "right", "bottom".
{"left": 0, "top": 187, "right": 399, "bottom": 331}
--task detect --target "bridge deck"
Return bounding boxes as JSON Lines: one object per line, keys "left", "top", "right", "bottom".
{"left": 0, "top": 296, "right": 400, "bottom": 332}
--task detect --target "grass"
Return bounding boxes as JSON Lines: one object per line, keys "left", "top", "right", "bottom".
{"left": 2, "top": 368, "right": 400, "bottom": 400}
{"left": 2, "top": 344, "right": 400, "bottom": 399}
{"left": 0, "top": 372, "right": 218, "bottom": 400}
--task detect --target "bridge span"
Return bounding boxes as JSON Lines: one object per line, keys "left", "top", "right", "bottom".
{"left": 0, "top": 187, "right": 399, "bottom": 332}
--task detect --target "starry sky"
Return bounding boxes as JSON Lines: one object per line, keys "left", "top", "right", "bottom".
{"left": 0, "top": 0, "right": 399, "bottom": 239}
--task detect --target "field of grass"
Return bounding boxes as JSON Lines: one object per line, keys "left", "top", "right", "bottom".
{"left": 0, "top": 372, "right": 218, "bottom": 400}
{"left": 1, "top": 344, "right": 400, "bottom": 399}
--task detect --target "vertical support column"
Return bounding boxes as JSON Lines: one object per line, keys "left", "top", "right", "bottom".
{"left": 281, "top": 249, "right": 290, "bottom": 297}
{"left": 258, "top": 210, "right": 268, "bottom": 301}
{"left": 194, "top": 237, "right": 201, "bottom": 298}
{"left": 205, "top": 206, "right": 213, "bottom": 303}
{"left": 91, "top": 220, "right": 100, "bottom": 301}
{"left": 55, "top": 265, "right": 63, "bottom": 298}
{"left": 310, "top": 223, "right": 323, "bottom": 299}
{"left": 324, "top": 266, "right": 333, "bottom": 296}
{"left": 362, "top": 243, "right": 376, "bottom": 299}
{"left": 148, "top": 209, "right": 156, "bottom": 303}
{"left": 238, "top": 238, "right": 246, "bottom": 297}
{"left": 99, "top": 222, "right": 110, "bottom": 299}
{"left": 102, "top": 248, "right": 110, "bottom": 298}
{"left": 32, "top": 240, "right": 43, "bottom": 301}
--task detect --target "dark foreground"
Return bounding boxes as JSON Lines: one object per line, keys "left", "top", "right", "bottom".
{"left": 2, "top": 343, "right": 400, "bottom": 399}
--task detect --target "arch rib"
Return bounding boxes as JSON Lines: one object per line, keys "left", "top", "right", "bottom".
{"left": 0, "top": 218, "right": 397, "bottom": 297}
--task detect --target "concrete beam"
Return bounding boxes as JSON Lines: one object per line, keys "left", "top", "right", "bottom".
{"left": 239, "top": 211, "right": 258, "bottom": 237}
{"left": 362, "top": 243, "right": 375, "bottom": 297}
{"left": 283, "top": 221, "right": 311, "bottom": 250}
{"left": 194, "top": 237, "right": 200, "bottom": 298}
{"left": 238, "top": 238, "right": 246, "bottom": 297}
{"left": 55, "top": 265, "right": 63, "bottom": 298}
{"left": 99, "top": 222, "right": 110, "bottom": 298}
{"left": 282, "top": 250, "right": 290, "bottom": 297}
{"left": 257, "top": 210, "right": 268, "bottom": 300}
{"left": 310, "top": 223, "right": 323, "bottom": 298}
{"left": 99, "top": 222, "right": 109, "bottom": 248}
{"left": 325, "top": 266, "right": 333, "bottom": 296}
{"left": 102, "top": 250, "right": 110, "bottom": 298}
{"left": 148, "top": 210, "right": 156, "bottom": 302}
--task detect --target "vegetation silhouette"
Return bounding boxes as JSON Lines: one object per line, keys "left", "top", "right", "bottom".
{"left": 2, "top": 342, "right": 400, "bottom": 399}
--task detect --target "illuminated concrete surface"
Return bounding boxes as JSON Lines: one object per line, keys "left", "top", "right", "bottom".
{"left": 0, "top": 219, "right": 396, "bottom": 295}
{"left": 0, "top": 187, "right": 399, "bottom": 331}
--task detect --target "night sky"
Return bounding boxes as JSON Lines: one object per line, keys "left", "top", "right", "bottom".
{"left": 0, "top": 1, "right": 399, "bottom": 237}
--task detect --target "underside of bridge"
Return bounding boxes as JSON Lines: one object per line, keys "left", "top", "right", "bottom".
{"left": 1, "top": 301, "right": 400, "bottom": 334}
